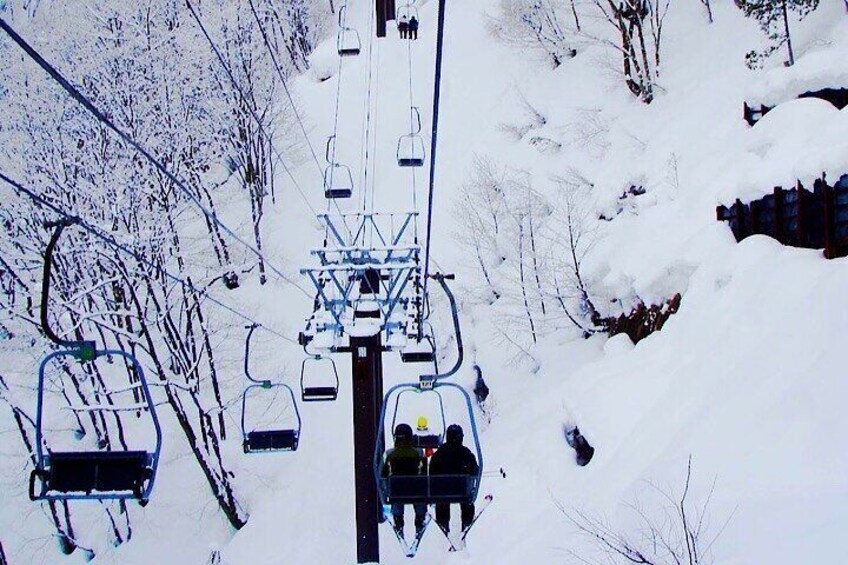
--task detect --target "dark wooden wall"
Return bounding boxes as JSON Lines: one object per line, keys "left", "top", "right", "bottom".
{"left": 717, "top": 174, "right": 848, "bottom": 259}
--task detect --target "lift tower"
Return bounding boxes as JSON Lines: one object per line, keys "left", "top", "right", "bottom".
{"left": 302, "top": 0, "right": 450, "bottom": 561}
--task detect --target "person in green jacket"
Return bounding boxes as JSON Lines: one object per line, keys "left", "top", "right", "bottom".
{"left": 382, "top": 423, "right": 428, "bottom": 537}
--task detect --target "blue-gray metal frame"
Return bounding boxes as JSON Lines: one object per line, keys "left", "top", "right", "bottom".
{"left": 373, "top": 381, "right": 483, "bottom": 506}
{"left": 241, "top": 382, "right": 302, "bottom": 453}
{"left": 390, "top": 387, "right": 447, "bottom": 440}
{"left": 32, "top": 349, "right": 163, "bottom": 502}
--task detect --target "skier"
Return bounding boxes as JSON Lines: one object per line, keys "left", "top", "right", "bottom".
{"left": 408, "top": 16, "right": 419, "bottom": 40}
{"left": 414, "top": 416, "right": 438, "bottom": 458}
{"left": 430, "top": 424, "right": 479, "bottom": 534}
{"left": 398, "top": 14, "right": 409, "bottom": 39}
{"left": 381, "top": 423, "right": 428, "bottom": 538}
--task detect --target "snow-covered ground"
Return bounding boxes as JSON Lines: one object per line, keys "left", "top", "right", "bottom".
{"left": 2, "top": 0, "right": 847, "bottom": 563}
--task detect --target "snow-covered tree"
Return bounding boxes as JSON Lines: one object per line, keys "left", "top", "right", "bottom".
{"left": 488, "top": 0, "right": 580, "bottom": 68}
{"left": 589, "top": 0, "right": 672, "bottom": 104}
{"left": 736, "top": 0, "right": 820, "bottom": 68}
{"left": 0, "top": 0, "right": 328, "bottom": 556}
{"left": 453, "top": 158, "right": 600, "bottom": 364}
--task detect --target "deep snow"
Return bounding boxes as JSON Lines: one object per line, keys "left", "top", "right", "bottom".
{"left": 2, "top": 0, "right": 848, "bottom": 564}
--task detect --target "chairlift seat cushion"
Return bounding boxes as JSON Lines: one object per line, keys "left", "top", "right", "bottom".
{"left": 302, "top": 386, "right": 338, "bottom": 401}
{"left": 383, "top": 474, "right": 476, "bottom": 504}
{"left": 398, "top": 157, "right": 425, "bottom": 167}
{"left": 245, "top": 430, "right": 299, "bottom": 452}
{"left": 354, "top": 308, "right": 381, "bottom": 320}
{"left": 326, "top": 188, "right": 352, "bottom": 199}
{"left": 401, "top": 350, "right": 435, "bottom": 363}
{"left": 45, "top": 451, "right": 151, "bottom": 496}
{"left": 338, "top": 47, "right": 360, "bottom": 56}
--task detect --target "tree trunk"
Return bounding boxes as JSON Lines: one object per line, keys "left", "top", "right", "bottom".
{"left": 517, "top": 220, "right": 538, "bottom": 344}
{"left": 781, "top": 0, "right": 795, "bottom": 66}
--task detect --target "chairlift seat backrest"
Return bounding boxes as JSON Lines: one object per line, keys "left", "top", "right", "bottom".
{"left": 41, "top": 451, "right": 151, "bottom": 497}
{"left": 244, "top": 429, "right": 299, "bottom": 452}
{"left": 414, "top": 434, "right": 441, "bottom": 449}
{"left": 302, "top": 386, "right": 338, "bottom": 402}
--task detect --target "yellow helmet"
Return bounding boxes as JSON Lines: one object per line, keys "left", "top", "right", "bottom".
{"left": 416, "top": 416, "right": 428, "bottom": 431}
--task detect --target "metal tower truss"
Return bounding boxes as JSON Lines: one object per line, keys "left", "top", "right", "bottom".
{"left": 301, "top": 212, "right": 424, "bottom": 346}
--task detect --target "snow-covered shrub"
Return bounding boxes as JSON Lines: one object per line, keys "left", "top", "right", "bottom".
{"left": 487, "top": 0, "right": 580, "bottom": 68}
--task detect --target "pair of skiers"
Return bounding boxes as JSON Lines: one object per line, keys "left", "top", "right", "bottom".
{"left": 397, "top": 15, "right": 419, "bottom": 40}
{"left": 381, "top": 422, "right": 479, "bottom": 538}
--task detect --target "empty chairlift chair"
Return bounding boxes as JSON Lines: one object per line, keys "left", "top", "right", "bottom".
{"left": 30, "top": 350, "right": 163, "bottom": 504}
{"left": 400, "top": 326, "right": 436, "bottom": 364}
{"left": 336, "top": 5, "right": 361, "bottom": 57}
{"left": 397, "top": 107, "right": 426, "bottom": 168}
{"left": 324, "top": 135, "right": 354, "bottom": 199}
{"left": 300, "top": 355, "right": 340, "bottom": 402}
{"left": 242, "top": 383, "right": 301, "bottom": 453}
{"left": 29, "top": 219, "right": 162, "bottom": 504}
{"left": 241, "top": 325, "right": 302, "bottom": 453}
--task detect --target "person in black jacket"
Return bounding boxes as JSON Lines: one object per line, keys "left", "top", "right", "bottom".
{"left": 381, "top": 423, "right": 427, "bottom": 536}
{"left": 429, "top": 424, "right": 479, "bottom": 533}
{"left": 408, "top": 16, "right": 419, "bottom": 40}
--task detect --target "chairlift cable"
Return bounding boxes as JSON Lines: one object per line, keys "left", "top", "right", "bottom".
{"left": 0, "top": 171, "right": 300, "bottom": 347}
{"left": 0, "top": 17, "right": 311, "bottom": 298}
{"left": 246, "top": 0, "right": 326, "bottom": 179}
{"left": 359, "top": 0, "right": 377, "bottom": 215}
{"left": 367, "top": 36, "right": 382, "bottom": 247}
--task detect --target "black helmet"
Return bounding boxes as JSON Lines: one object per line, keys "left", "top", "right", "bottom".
{"left": 394, "top": 423, "right": 413, "bottom": 440}
{"left": 446, "top": 424, "right": 464, "bottom": 443}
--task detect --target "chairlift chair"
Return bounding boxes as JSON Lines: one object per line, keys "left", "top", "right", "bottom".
{"left": 336, "top": 6, "right": 361, "bottom": 57}
{"left": 396, "top": 3, "right": 420, "bottom": 23}
{"left": 324, "top": 164, "right": 354, "bottom": 199}
{"left": 324, "top": 135, "right": 354, "bottom": 199}
{"left": 375, "top": 273, "right": 481, "bottom": 505}
{"left": 337, "top": 29, "right": 361, "bottom": 56}
{"left": 400, "top": 338, "right": 436, "bottom": 364}
{"left": 375, "top": 381, "right": 483, "bottom": 506}
{"left": 397, "top": 107, "right": 426, "bottom": 167}
{"left": 29, "top": 219, "right": 162, "bottom": 504}
{"left": 300, "top": 355, "right": 340, "bottom": 402}
{"left": 30, "top": 350, "right": 163, "bottom": 504}
{"left": 241, "top": 325, "right": 302, "bottom": 453}
{"left": 241, "top": 383, "right": 301, "bottom": 453}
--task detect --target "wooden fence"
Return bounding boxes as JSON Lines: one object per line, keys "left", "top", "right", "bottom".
{"left": 717, "top": 174, "right": 848, "bottom": 258}
{"left": 743, "top": 87, "right": 848, "bottom": 126}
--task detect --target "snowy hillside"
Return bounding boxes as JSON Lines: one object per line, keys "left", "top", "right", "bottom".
{"left": 2, "top": 0, "right": 848, "bottom": 564}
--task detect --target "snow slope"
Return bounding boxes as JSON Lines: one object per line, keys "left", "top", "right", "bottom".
{"left": 2, "top": 0, "right": 847, "bottom": 563}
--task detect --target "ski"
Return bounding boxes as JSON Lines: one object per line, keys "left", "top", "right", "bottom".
{"left": 457, "top": 494, "right": 494, "bottom": 545}
{"left": 429, "top": 494, "right": 494, "bottom": 552}
{"left": 406, "top": 514, "right": 431, "bottom": 557}
{"left": 388, "top": 517, "right": 411, "bottom": 555}
{"left": 429, "top": 511, "right": 461, "bottom": 552}
{"left": 385, "top": 509, "right": 431, "bottom": 558}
